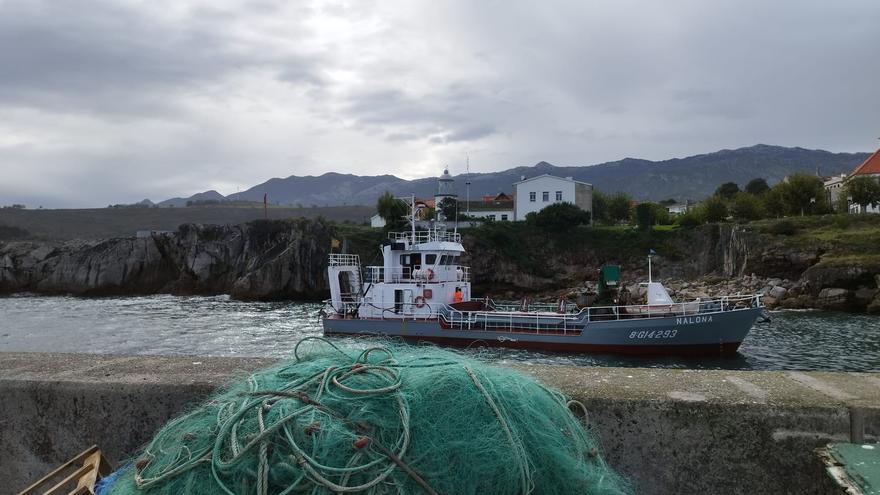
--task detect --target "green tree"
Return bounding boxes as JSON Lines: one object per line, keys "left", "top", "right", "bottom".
{"left": 700, "top": 196, "right": 728, "bottom": 223}
{"left": 676, "top": 209, "right": 703, "bottom": 228}
{"left": 730, "top": 192, "right": 764, "bottom": 222}
{"left": 651, "top": 203, "right": 672, "bottom": 225}
{"left": 437, "top": 197, "right": 460, "bottom": 221}
{"left": 526, "top": 202, "right": 591, "bottom": 232}
{"left": 744, "top": 178, "right": 770, "bottom": 195}
{"left": 843, "top": 176, "right": 880, "bottom": 213}
{"left": 776, "top": 173, "right": 826, "bottom": 216}
{"left": 376, "top": 191, "right": 408, "bottom": 230}
{"left": 634, "top": 202, "right": 670, "bottom": 229}
{"left": 714, "top": 182, "right": 740, "bottom": 200}
{"left": 607, "top": 192, "right": 633, "bottom": 223}
{"left": 420, "top": 206, "right": 435, "bottom": 221}
{"left": 635, "top": 203, "right": 654, "bottom": 230}
{"left": 761, "top": 187, "right": 786, "bottom": 218}
{"left": 591, "top": 190, "right": 610, "bottom": 224}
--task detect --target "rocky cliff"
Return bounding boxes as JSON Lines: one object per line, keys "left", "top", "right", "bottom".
{"left": 464, "top": 220, "right": 880, "bottom": 313}
{"left": 2, "top": 217, "right": 878, "bottom": 312}
{"left": 0, "top": 219, "right": 333, "bottom": 300}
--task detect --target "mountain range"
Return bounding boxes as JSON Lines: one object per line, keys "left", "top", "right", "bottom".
{"left": 156, "top": 144, "right": 870, "bottom": 207}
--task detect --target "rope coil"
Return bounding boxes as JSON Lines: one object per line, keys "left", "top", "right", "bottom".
{"left": 108, "top": 338, "right": 631, "bottom": 495}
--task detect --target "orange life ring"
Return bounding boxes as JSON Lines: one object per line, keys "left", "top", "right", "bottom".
{"left": 414, "top": 295, "right": 427, "bottom": 308}
{"left": 426, "top": 268, "right": 434, "bottom": 281}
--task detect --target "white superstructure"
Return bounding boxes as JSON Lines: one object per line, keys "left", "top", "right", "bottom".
{"left": 327, "top": 228, "right": 471, "bottom": 319}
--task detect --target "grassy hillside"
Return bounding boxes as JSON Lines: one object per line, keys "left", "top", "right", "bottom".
{"left": 0, "top": 205, "right": 373, "bottom": 241}
{"left": 752, "top": 214, "right": 880, "bottom": 270}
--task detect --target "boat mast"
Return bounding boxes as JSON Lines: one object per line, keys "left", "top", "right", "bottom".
{"left": 410, "top": 194, "right": 416, "bottom": 242}
{"left": 465, "top": 154, "right": 471, "bottom": 218}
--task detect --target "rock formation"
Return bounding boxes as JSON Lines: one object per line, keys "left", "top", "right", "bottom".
{"left": 0, "top": 219, "right": 333, "bottom": 300}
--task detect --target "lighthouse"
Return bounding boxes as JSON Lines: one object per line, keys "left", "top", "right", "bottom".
{"left": 434, "top": 167, "right": 457, "bottom": 220}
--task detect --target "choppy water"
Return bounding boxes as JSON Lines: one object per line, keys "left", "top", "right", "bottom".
{"left": 1, "top": 294, "right": 878, "bottom": 371}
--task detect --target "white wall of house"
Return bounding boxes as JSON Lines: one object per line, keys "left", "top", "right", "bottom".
{"left": 513, "top": 175, "right": 592, "bottom": 221}
{"left": 667, "top": 204, "right": 689, "bottom": 215}
{"left": 370, "top": 213, "right": 386, "bottom": 228}
{"left": 468, "top": 209, "right": 514, "bottom": 221}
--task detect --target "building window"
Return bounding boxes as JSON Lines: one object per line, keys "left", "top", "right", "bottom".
{"left": 488, "top": 214, "right": 496, "bottom": 221}
{"left": 555, "top": 191, "right": 562, "bottom": 201}
{"left": 529, "top": 192, "right": 536, "bottom": 202}
{"left": 501, "top": 214, "right": 508, "bottom": 221}
{"left": 542, "top": 191, "right": 549, "bottom": 202}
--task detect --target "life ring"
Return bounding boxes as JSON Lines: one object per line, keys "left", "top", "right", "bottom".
{"left": 414, "top": 296, "right": 427, "bottom": 308}
{"left": 425, "top": 268, "right": 434, "bottom": 281}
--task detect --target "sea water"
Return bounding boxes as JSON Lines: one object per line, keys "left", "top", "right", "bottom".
{"left": 0, "top": 294, "right": 878, "bottom": 371}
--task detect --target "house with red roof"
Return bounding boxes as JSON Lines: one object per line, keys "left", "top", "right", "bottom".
{"left": 845, "top": 147, "right": 880, "bottom": 213}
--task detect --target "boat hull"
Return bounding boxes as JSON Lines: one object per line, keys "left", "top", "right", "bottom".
{"left": 322, "top": 307, "right": 761, "bottom": 356}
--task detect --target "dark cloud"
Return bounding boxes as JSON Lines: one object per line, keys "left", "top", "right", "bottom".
{"left": 0, "top": 0, "right": 317, "bottom": 117}
{"left": 0, "top": 0, "right": 878, "bottom": 208}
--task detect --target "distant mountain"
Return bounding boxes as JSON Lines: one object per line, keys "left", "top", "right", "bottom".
{"left": 158, "top": 145, "right": 870, "bottom": 206}
{"left": 157, "top": 190, "right": 226, "bottom": 208}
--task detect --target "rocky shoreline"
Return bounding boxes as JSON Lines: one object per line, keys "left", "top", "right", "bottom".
{"left": 0, "top": 219, "right": 333, "bottom": 300}
{"left": 2, "top": 219, "right": 879, "bottom": 313}
{"left": 549, "top": 272, "right": 880, "bottom": 314}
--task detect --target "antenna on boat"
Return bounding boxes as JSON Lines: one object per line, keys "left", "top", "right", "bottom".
{"left": 410, "top": 194, "right": 417, "bottom": 241}
{"left": 647, "top": 249, "right": 656, "bottom": 283}
{"left": 465, "top": 154, "right": 471, "bottom": 218}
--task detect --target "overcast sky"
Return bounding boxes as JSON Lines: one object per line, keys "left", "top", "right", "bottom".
{"left": 1, "top": 0, "right": 878, "bottom": 208}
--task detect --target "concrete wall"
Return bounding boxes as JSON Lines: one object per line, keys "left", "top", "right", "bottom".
{"left": 2, "top": 352, "right": 878, "bottom": 494}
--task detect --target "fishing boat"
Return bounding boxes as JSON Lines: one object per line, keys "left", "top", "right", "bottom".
{"left": 321, "top": 202, "right": 765, "bottom": 355}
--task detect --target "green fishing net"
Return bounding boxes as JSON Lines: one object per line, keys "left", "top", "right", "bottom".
{"left": 105, "top": 338, "right": 631, "bottom": 494}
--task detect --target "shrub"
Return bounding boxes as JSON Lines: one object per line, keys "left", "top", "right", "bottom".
{"left": 730, "top": 192, "right": 764, "bottom": 222}
{"left": 526, "top": 202, "right": 591, "bottom": 232}
{"left": 715, "top": 182, "right": 740, "bottom": 200}
{"left": 676, "top": 210, "right": 703, "bottom": 228}
{"left": 700, "top": 195, "right": 728, "bottom": 223}
{"left": 767, "top": 219, "right": 797, "bottom": 236}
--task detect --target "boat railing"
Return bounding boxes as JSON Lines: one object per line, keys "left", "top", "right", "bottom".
{"left": 364, "top": 266, "right": 411, "bottom": 283}
{"left": 364, "top": 265, "right": 470, "bottom": 283}
{"left": 328, "top": 253, "right": 361, "bottom": 266}
{"left": 484, "top": 297, "right": 579, "bottom": 314}
{"left": 438, "top": 304, "right": 582, "bottom": 334}
{"left": 584, "top": 293, "right": 762, "bottom": 322}
{"left": 388, "top": 230, "right": 462, "bottom": 244}
{"left": 438, "top": 293, "right": 763, "bottom": 333}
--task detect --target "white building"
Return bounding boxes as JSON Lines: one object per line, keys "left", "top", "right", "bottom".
{"left": 823, "top": 173, "right": 847, "bottom": 211}
{"left": 513, "top": 174, "right": 593, "bottom": 221}
{"left": 666, "top": 204, "right": 690, "bottom": 215}
{"left": 463, "top": 193, "right": 514, "bottom": 222}
{"left": 370, "top": 213, "right": 386, "bottom": 228}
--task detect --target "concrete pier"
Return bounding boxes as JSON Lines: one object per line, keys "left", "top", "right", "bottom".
{"left": 1, "top": 352, "right": 878, "bottom": 494}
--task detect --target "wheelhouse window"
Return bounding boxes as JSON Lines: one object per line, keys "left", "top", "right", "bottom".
{"left": 555, "top": 191, "right": 562, "bottom": 201}
{"left": 529, "top": 192, "right": 536, "bottom": 202}
{"left": 425, "top": 254, "right": 437, "bottom": 265}
{"left": 542, "top": 191, "right": 549, "bottom": 202}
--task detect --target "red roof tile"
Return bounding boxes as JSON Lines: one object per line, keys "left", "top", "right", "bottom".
{"left": 851, "top": 148, "right": 880, "bottom": 176}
